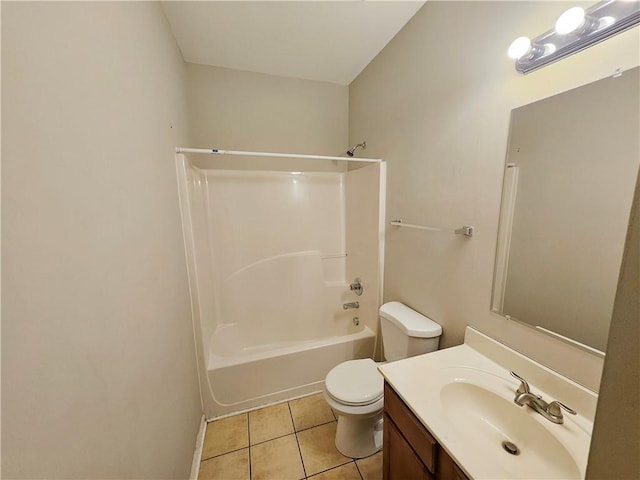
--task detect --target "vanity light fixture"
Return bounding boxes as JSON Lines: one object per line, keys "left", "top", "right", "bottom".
{"left": 508, "top": 0, "right": 640, "bottom": 74}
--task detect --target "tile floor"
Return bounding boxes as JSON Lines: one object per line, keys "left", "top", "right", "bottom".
{"left": 198, "top": 393, "right": 383, "bottom": 480}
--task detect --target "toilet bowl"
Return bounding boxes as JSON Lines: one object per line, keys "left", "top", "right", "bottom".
{"left": 323, "top": 302, "right": 442, "bottom": 458}
{"left": 324, "top": 358, "right": 384, "bottom": 458}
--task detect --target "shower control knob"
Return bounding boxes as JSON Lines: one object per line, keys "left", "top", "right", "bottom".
{"left": 350, "top": 278, "right": 363, "bottom": 296}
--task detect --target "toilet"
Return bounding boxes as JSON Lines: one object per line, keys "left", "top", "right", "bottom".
{"left": 323, "top": 301, "right": 442, "bottom": 458}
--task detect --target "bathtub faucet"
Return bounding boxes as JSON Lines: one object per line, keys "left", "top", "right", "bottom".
{"left": 343, "top": 302, "right": 360, "bottom": 310}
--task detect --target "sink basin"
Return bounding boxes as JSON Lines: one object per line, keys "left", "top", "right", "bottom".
{"left": 440, "top": 381, "right": 581, "bottom": 479}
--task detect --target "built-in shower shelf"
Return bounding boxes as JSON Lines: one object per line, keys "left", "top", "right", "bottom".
{"left": 320, "top": 253, "right": 347, "bottom": 259}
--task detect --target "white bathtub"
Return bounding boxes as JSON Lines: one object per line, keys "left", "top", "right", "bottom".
{"left": 176, "top": 156, "right": 385, "bottom": 419}
{"left": 205, "top": 326, "right": 375, "bottom": 416}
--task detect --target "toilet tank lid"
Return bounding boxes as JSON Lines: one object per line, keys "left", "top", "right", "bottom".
{"left": 379, "top": 302, "right": 442, "bottom": 338}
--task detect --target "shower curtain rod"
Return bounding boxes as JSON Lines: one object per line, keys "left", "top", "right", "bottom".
{"left": 175, "top": 147, "right": 382, "bottom": 163}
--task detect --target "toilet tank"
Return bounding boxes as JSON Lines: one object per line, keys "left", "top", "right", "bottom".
{"left": 379, "top": 302, "right": 442, "bottom": 362}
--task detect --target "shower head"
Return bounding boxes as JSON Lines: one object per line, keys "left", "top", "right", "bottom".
{"left": 347, "top": 141, "right": 366, "bottom": 157}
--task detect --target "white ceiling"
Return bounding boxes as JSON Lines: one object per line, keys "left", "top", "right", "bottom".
{"left": 161, "top": 1, "right": 425, "bottom": 85}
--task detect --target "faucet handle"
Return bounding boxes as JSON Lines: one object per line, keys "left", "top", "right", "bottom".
{"left": 349, "top": 277, "right": 363, "bottom": 296}
{"left": 510, "top": 371, "right": 532, "bottom": 394}
{"left": 547, "top": 400, "right": 577, "bottom": 418}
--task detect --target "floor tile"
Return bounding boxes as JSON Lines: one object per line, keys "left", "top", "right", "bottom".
{"left": 356, "top": 451, "right": 383, "bottom": 480}
{"left": 249, "top": 402, "right": 295, "bottom": 445}
{"left": 297, "top": 422, "right": 351, "bottom": 476}
{"left": 289, "top": 393, "right": 335, "bottom": 431}
{"left": 202, "top": 414, "right": 249, "bottom": 460}
{"left": 199, "top": 448, "right": 250, "bottom": 480}
{"left": 308, "top": 462, "right": 361, "bottom": 480}
{"left": 250, "top": 434, "right": 305, "bottom": 480}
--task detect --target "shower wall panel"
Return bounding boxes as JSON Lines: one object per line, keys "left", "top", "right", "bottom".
{"left": 194, "top": 169, "right": 348, "bottom": 349}
{"left": 345, "top": 163, "right": 386, "bottom": 358}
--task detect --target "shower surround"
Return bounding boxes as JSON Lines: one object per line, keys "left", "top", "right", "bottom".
{"left": 176, "top": 154, "right": 386, "bottom": 418}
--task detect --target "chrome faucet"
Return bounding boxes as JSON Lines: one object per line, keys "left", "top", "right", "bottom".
{"left": 510, "top": 371, "right": 577, "bottom": 424}
{"left": 349, "top": 277, "right": 363, "bottom": 296}
{"left": 343, "top": 302, "right": 359, "bottom": 310}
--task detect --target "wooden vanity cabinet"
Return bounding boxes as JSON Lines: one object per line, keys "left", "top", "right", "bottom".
{"left": 383, "top": 382, "right": 470, "bottom": 480}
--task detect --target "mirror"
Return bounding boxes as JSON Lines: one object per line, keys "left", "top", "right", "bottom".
{"left": 492, "top": 67, "right": 640, "bottom": 353}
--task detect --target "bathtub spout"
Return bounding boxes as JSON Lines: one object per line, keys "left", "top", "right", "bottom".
{"left": 343, "top": 302, "right": 360, "bottom": 310}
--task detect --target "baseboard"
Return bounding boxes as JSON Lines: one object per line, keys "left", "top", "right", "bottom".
{"left": 190, "top": 415, "right": 207, "bottom": 480}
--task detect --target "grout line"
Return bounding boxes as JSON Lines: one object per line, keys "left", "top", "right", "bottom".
{"left": 289, "top": 401, "right": 308, "bottom": 479}
{"left": 294, "top": 419, "right": 337, "bottom": 434}
{"left": 249, "top": 430, "right": 298, "bottom": 447}
{"left": 354, "top": 450, "right": 382, "bottom": 459}
{"left": 247, "top": 413, "right": 252, "bottom": 480}
{"left": 354, "top": 459, "right": 365, "bottom": 480}
{"left": 200, "top": 413, "right": 252, "bottom": 463}
{"left": 240, "top": 414, "right": 336, "bottom": 448}
{"left": 306, "top": 459, "right": 354, "bottom": 479}
{"left": 200, "top": 446, "right": 250, "bottom": 463}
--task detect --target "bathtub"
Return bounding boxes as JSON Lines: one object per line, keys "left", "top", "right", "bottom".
{"left": 175, "top": 155, "right": 385, "bottom": 420}
{"left": 205, "top": 325, "right": 375, "bottom": 417}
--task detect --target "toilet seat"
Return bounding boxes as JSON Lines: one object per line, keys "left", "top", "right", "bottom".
{"left": 325, "top": 358, "right": 383, "bottom": 406}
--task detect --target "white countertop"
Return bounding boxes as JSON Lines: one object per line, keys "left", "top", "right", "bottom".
{"left": 378, "top": 328, "right": 595, "bottom": 480}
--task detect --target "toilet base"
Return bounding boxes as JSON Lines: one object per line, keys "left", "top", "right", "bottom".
{"left": 334, "top": 411, "right": 384, "bottom": 459}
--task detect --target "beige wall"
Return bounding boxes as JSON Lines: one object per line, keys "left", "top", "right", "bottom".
{"left": 2, "top": 2, "right": 201, "bottom": 478}
{"left": 349, "top": 1, "right": 639, "bottom": 391}
{"left": 186, "top": 63, "right": 348, "bottom": 172}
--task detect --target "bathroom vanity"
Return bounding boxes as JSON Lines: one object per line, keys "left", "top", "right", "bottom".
{"left": 384, "top": 382, "right": 468, "bottom": 480}
{"left": 379, "top": 327, "right": 597, "bottom": 480}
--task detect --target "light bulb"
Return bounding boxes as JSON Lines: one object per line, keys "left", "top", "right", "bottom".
{"left": 598, "top": 16, "right": 615, "bottom": 29}
{"left": 555, "top": 7, "right": 586, "bottom": 34}
{"left": 507, "top": 36, "right": 532, "bottom": 60}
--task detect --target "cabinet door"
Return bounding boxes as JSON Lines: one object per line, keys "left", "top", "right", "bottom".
{"left": 437, "top": 447, "right": 470, "bottom": 480}
{"left": 384, "top": 383, "right": 438, "bottom": 473}
{"left": 384, "top": 414, "right": 434, "bottom": 480}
